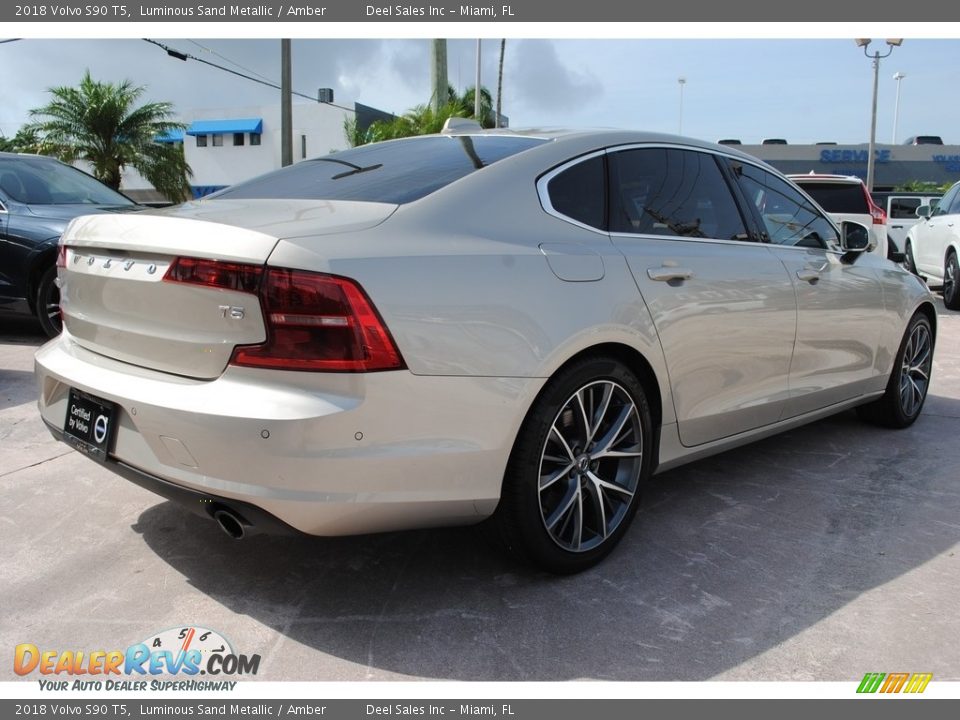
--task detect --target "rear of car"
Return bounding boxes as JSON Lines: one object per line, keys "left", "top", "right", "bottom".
{"left": 34, "top": 133, "right": 552, "bottom": 538}
{"left": 788, "top": 174, "right": 888, "bottom": 258}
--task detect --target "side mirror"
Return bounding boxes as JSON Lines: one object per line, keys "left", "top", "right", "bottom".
{"left": 840, "top": 221, "right": 870, "bottom": 252}
{"left": 916, "top": 204, "right": 931, "bottom": 219}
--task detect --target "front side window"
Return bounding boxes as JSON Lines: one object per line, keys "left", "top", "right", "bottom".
{"left": 733, "top": 164, "right": 838, "bottom": 248}
{"left": 608, "top": 148, "right": 748, "bottom": 241}
{"left": 947, "top": 185, "right": 960, "bottom": 215}
{"left": 545, "top": 155, "right": 606, "bottom": 230}
{"left": 933, "top": 184, "right": 959, "bottom": 216}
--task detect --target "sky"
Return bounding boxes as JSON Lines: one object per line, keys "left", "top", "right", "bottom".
{"left": 2, "top": 36, "right": 960, "bottom": 146}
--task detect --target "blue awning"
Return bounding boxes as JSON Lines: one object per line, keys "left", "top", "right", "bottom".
{"left": 155, "top": 129, "right": 185, "bottom": 143}
{"left": 186, "top": 118, "right": 263, "bottom": 136}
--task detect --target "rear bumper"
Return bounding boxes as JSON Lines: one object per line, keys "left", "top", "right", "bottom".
{"left": 43, "top": 419, "right": 298, "bottom": 535}
{"left": 35, "top": 333, "right": 543, "bottom": 536}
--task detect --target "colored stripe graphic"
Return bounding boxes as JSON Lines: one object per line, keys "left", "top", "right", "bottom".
{"left": 904, "top": 673, "right": 933, "bottom": 694}
{"left": 857, "top": 673, "right": 886, "bottom": 693}
{"left": 881, "top": 672, "right": 910, "bottom": 693}
{"left": 857, "top": 672, "right": 933, "bottom": 694}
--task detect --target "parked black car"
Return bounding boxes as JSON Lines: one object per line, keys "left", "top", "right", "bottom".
{"left": 0, "top": 152, "right": 140, "bottom": 336}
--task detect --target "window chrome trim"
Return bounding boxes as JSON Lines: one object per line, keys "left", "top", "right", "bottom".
{"left": 536, "top": 141, "right": 841, "bottom": 249}
{"left": 536, "top": 148, "right": 609, "bottom": 236}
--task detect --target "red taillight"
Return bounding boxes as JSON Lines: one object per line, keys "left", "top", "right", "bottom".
{"left": 231, "top": 268, "right": 405, "bottom": 373}
{"left": 57, "top": 245, "right": 67, "bottom": 269}
{"left": 164, "top": 256, "right": 264, "bottom": 293}
{"left": 864, "top": 188, "right": 887, "bottom": 225}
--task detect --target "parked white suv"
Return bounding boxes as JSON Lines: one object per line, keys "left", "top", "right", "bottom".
{"left": 904, "top": 180, "right": 960, "bottom": 309}
{"left": 872, "top": 192, "right": 942, "bottom": 255}
{"left": 788, "top": 174, "right": 888, "bottom": 259}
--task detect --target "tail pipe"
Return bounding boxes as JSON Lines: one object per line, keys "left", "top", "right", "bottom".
{"left": 212, "top": 508, "right": 247, "bottom": 540}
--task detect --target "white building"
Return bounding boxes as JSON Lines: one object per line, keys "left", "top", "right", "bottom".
{"left": 122, "top": 99, "right": 392, "bottom": 203}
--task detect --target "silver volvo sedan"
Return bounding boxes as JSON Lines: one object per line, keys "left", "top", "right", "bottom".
{"left": 35, "top": 128, "right": 937, "bottom": 573}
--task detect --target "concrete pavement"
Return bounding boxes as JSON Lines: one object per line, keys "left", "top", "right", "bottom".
{"left": 2, "top": 305, "right": 959, "bottom": 682}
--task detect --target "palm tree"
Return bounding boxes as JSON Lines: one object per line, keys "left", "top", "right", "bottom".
{"left": 29, "top": 71, "right": 192, "bottom": 202}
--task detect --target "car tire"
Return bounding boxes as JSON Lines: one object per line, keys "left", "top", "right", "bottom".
{"left": 35, "top": 265, "right": 62, "bottom": 337}
{"left": 856, "top": 313, "right": 933, "bottom": 428}
{"left": 905, "top": 241, "right": 918, "bottom": 275}
{"left": 492, "top": 356, "right": 653, "bottom": 574}
{"left": 944, "top": 251, "right": 960, "bottom": 311}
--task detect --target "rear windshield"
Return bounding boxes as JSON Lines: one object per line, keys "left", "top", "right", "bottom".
{"left": 0, "top": 157, "right": 134, "bottom": 206}
{"left": 216, "top": 135, "right": 549, "bottom": 205}
{"left": 798, "top": 183, "right": 869, "bottom": 214}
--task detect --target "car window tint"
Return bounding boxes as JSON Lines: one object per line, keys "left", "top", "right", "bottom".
{"left": 890, "top": 197, "right": 922, "bottom": 219}
{"left": 949, "top": 188, "right": 960, "bottom": 215}
{"left": 796, "top": 182, "right": 868, "bottom": 214}
{"left": 734, "top": 164, "right": 837, "bottom": 249}
{"left": 609, "top": 148, "right": 747, "bottom": 240}
{"left": 0, "top": 158, "right": 133, "bottom": 206}
{"left": 546, "top": 155, "right": 606, "bottom": 230}
{"left": 215, "top": 135, "right": 549, "bottom": 205}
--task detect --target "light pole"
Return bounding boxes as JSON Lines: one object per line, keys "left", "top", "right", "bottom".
{"left": 855, "top": 38, "right": 902, "bottom": 192}
{"left": 892, "top": 71, "right": 906, "bottom": 144}
{"left": 677, "top": 77, "right": 686, "bottom": 134}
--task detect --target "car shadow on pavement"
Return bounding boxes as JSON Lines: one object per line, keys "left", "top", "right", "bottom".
{"left": 131, "top": 400, "right": 960, "bottom": 681}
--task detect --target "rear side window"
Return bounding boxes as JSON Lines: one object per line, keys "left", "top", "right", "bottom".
{"left": 797, "top": 182, "right": 869, "bottom": 214}
{"left": 609, "top": 148, "right": 748, "bottom": 241}
{"left": 546, "top": 155, "right": 606, "bottom": 230}
{"left": 890, "top": 197, "right": 922, "bottom": 219}
{"left": 215, "top": 135, "right": 548, "bottom": 205}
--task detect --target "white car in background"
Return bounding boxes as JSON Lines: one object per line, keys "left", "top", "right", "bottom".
{"left": 788, "top": 174, "right": 888, "bottom": 259}
{"left": 904, "top": 180, "right": 960, "bottom": 309}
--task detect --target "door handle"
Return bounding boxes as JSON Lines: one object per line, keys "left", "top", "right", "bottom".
{"left": 892, "top": 224, "right": 904, "bottom": 229}
{"left": 796, "top": 269, "right": 821, "bottom": 283}
{"left": 647, "top": 267, "right": 693, "bottom": 282}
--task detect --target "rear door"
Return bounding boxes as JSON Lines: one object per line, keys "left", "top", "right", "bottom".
{"left": 608, "top": 146, "right": 797, "bottom": 447}
{"left": 729, "top": 162, "right": 886, "bottom": 416}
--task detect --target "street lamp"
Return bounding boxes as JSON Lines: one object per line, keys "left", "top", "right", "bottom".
{"left": 677, "top": 77, "right": 686, "bottom": 134}
{"left": 892, "top": 71, "right": 906, "bottom": 144}
{"left": 856, "top": 38, "right": 903, "bottom": 192}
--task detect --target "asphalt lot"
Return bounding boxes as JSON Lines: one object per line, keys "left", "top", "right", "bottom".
{"left": 2, "top": 303, "right": 959, "bottom": 683}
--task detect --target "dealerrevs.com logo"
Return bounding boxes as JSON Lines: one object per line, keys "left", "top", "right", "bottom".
{"left": 857, "top": 672, "right": 933, "bottom": 694}
{"left": 14, "top": 627, "right": 260, "bottom": 691}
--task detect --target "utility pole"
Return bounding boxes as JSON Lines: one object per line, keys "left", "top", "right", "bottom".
{"left": 430, "top": 39, "right": 448, "bottom": 114}
{"left": 281, "top": 39, "right": 292, "bottom": 167}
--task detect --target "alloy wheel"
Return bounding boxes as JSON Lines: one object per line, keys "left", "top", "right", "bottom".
{"left": 899, "top": 320, "right": 933, "bottom": 418}
{"left": 538, "top": 380, "right": 643, "bottom": 553}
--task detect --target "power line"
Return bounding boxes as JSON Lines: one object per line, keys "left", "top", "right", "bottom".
{"left": 187, "top": 40, "right": 275, "bottom": 85}
{"left": 142, "top": 38, "right": 354, "bottom": 112}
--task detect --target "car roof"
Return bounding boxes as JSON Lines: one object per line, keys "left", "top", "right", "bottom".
{"left": 435, "top": 126, "right": 768, "bottom": 165}
{"left": 787, "top": 173, "right": 865, "bottom": 186}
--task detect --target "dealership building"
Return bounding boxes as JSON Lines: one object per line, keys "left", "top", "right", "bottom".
{"left": 739, "top": 142, "right": 960, "bottom": 190}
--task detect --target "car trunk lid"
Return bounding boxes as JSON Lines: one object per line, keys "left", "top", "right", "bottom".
{"left": 59, "top": 199, "right": 397, "bottom": 379}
